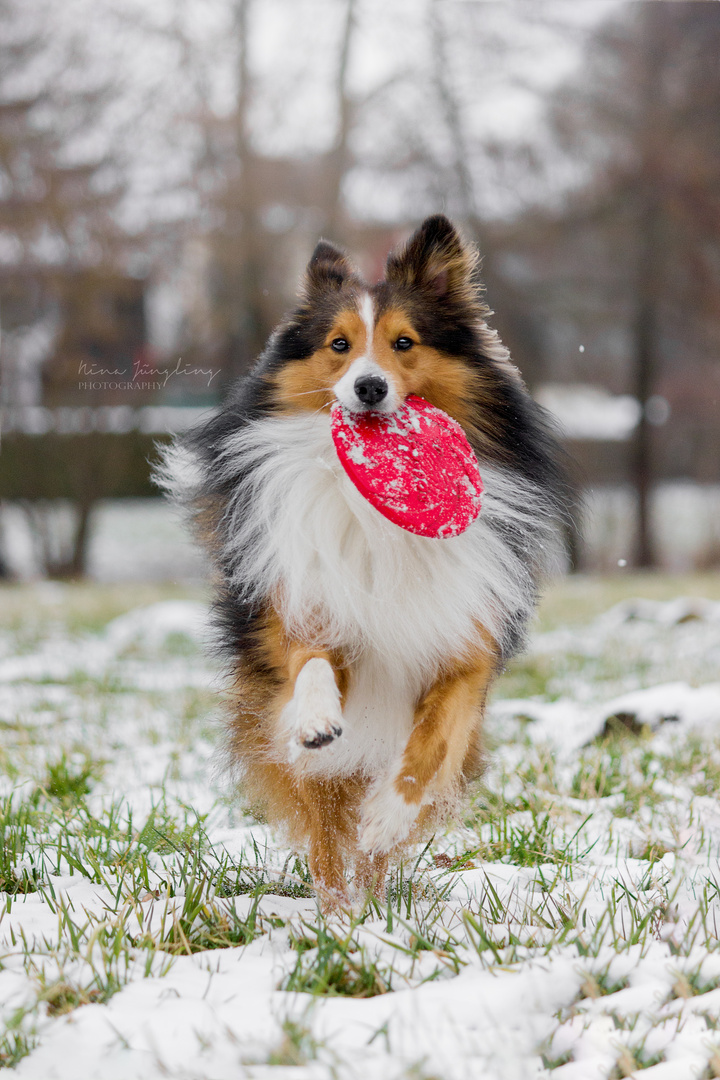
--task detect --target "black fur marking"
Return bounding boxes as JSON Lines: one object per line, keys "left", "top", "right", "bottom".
{"left": 211, "top": 590, "right": 277, "bottom": 678}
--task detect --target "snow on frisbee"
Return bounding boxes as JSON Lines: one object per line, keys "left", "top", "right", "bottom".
{"left": 331, "top": 393, "right": 483, "bottom": 538}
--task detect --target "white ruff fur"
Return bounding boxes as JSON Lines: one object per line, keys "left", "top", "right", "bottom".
{"left": 178, "top": 410, "right": 558, "bottom": 779}
{"left": 217, "top": 411, "right": 551, "bottom": 659}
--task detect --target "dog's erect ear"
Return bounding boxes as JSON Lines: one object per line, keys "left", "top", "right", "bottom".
{"left": 303, "top": 239, "right": 354, "bottom": 298}
{"left": 385, "top": 215, "right": 477, "bottom": 302}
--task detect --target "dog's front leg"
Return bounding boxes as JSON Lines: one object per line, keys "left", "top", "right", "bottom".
{"left": 358, "top": 648, "right": 497, "bottom": 855}
{"left": 279, "top": 644, "right": 347, "bottom": 762}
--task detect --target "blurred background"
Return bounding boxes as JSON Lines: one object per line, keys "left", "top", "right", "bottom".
{"left": 0, "top": 0, "right": 719, "bottom": 583}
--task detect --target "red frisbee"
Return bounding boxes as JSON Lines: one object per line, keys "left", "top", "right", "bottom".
{"left": 330, "top": 394, "right": 483, "bottom": 538}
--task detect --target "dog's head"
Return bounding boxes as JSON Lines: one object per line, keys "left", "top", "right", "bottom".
{"left": 269, "top": 215, "right": 494, "bottom": 433}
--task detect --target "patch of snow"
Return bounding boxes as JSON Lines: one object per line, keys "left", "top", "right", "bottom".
{"left": 494, "top": 682, "right": 720, "bottom": 753}
{"left": 105, "top": 601, "right": 210, "bottom": 651}
{"left": 535, "top": 383, "right": 640, "bottom": 441}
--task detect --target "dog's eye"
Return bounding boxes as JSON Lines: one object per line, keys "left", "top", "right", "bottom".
{"left": 394, "top": 337, "right": 414, "bottom": 351}
{"left": 331, "top": 338, "right": 350, "bottom": 353}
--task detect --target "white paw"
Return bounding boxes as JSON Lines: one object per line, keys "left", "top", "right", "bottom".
{"left": 358, "top": 782, "right": 420, "bottom": 855}
{"left": 281, "top": 658, "right": 343, "bottom": 761}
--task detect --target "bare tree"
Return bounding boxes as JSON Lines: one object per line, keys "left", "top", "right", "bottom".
{"left": 544, "top": 1, "right": 720, "bottom": 567}
{"left": 0, "top": 0, "right": 131, "bottom": 577}
{"left": 322, "top": 0, "right": 357, "bottom": 242}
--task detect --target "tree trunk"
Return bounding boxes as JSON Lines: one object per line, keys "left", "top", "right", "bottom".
{"left": 69, "top": 501, "right": 94, "bottom": 578}
{"left": 323, "top": 0, "right": 356, "bottom": 243}
{"left": 632, "top": 281, "right": 656, "bottom": 569}
{"left": 631, "top": 5, "right": 666, "bottom": 570}
{"left": 224, "top": 0, "right": 268, "bottom": 383}
{"left": 429, "top": 1, "right": 478, "bottom": 233}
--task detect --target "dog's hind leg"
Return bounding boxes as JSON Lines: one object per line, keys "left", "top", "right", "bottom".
{"left": 354, "top": 851, "right": 389, "bottom": 901}
{"left": 358, "top": 641, "right": 498, "bottom": 855}
{"left": 299, "top": 777, "right": 354, "bottom": 908}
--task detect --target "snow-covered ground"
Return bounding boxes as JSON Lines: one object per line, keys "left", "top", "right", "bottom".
{"left": 1, "top": 584, "right": 720, "bottom": 1079}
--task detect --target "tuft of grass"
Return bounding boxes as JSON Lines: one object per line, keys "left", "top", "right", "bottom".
{"left": 611, "top": 1045, "right": 666, "bottom": 1076}
{"left": 579, "top": 971, "right": 630, "bottom": 999}
{"left": 668, "top": 969, "right": 720, "bottom": 999}
{"left": 541, "top": 1048, "right": 573, "bottom": 1069}
{"left": 148, "top": 881, "right": 263, "bottom": 955}
{"left": 467, "top": 808, "right": 593, "bottom": 868}
{"left": 266, "top": 1018, "right": 324, "bottom": 1067}
{"left": 285, "top": 918, "right": 392, "bottom": 998}
{"left": 567, "top": 734, "right": 666, "bottom": 820}
{"left": 38, "top": 754, "right": 100, "bottom": 804}
{"left": 0, "top": 798, "right": 40, "bottom": 894}
{"left": 400, "top": 1065, "right": 445, "bottom": 1080}
{"left": 212, "top": 848, "right": 316, "bottom": 900}
{"left": 39, "top": 979, "right": 114, "bottom": 1017}
{"left": 0, "top": 1029, "right": 36, "bottom": 1070}
{"left": 135, "top": 807, "right": 205, "bottom": 857}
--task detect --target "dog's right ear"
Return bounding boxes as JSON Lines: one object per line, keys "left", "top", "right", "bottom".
{"left": 303, "top": 240, "right": 354, "bottom": 298}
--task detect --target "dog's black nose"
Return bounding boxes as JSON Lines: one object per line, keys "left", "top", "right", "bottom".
{"left": 354, "top": 375, "right": 388, "bottom": 407}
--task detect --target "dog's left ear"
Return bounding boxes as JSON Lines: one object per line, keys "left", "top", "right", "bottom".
{"left": 385, "top": 215, "right": 477, "bottom": 303}
{"left": 303, "top": 240, "right": 355, "bottom": 298}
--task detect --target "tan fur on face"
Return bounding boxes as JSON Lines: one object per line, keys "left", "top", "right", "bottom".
{"left": 273, "top": 306, "right": 368, "bottom": 414}
{"left": 273, "top": 299, "right": 481, "bottom": 435}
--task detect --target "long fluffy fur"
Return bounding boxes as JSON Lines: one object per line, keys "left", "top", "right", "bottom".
{"left": 156, "top": 214, "right": 570, "bottom": 889}
{"left": 201, "top": 411, "right": 558, "bottom": 665}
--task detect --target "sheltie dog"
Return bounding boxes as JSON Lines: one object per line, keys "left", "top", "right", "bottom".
{"left": 158, "top": 215, "right": 568, "bottom": 904}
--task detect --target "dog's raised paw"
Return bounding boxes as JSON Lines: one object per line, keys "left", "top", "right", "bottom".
{"left": 282, "top": 657, "right": 344, "bottom": 760}
{"left": 301, "top": 722, "right": 343, "bottom": 750}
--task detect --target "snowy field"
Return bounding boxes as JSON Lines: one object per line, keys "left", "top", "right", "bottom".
{"left": 2, "top": 575, "right": 720, "bottom": 1079}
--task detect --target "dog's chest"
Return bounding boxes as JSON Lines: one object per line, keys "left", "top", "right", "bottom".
{"left": 226, "top": 413, "right": 506, "bottom": 670}
{"left": 274, "top": 435, "right": 485, "bottom": 671}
